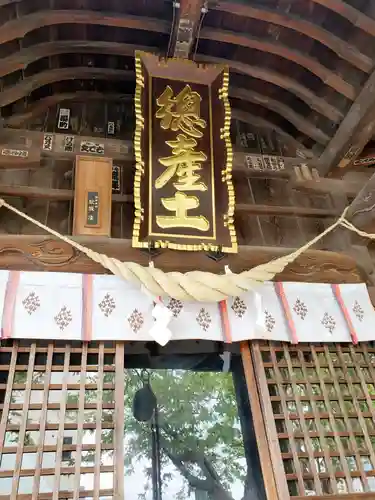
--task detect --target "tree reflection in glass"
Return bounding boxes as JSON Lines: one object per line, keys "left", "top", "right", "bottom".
{"left": 124, "top": 369, "right": 251, "bottom": 500}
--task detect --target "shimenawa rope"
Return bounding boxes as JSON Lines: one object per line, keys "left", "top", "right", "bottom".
{"left": 0, "top": 199, "right": 364, "bottom": 302}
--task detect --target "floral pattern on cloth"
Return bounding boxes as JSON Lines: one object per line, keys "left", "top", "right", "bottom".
{"left": 0, "top": 271, "right": 372, "bottom": 343}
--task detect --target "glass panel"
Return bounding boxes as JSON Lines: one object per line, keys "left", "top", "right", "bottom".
{"left": 21, "top": 453, "right": 37, "bottom": 469}
{"left": 27, "top": 409, "right": 42, "bottom": 424}
{"left": 39, "top": 475, "right": 54, "bottom": 493}
{"left": 32, "top": 371, "right": 45, "bottom": 384}
{"left": 4, "top": 431, "right": 19, "bottom": 446}
{"left": 11, "top": 390, "right": 24, "bottom": 404}
{"left": 7, "top": 410, "right": 22, "bottom": 424}
{"left": 18, "top": 475, "right": 34, "bottom": 494}
{"left": 0, "top": 477, "right": 13, "bottom": 495}
{"left": 46, "top": 409, "right": 60, "bottom": 424}
{"left": 30, "top": 390, "right": 44, "bottom": 404}
{"left": 24, "top": 431, "right": 39, "bottom": 446}
{"left": 50, "top": 372, "right": 64, "bottom": 384}
{"left": 124, "top": 368, "right": 250, "bottom": 500}
{"left": 0, "top": 453, "right": 16, "bottom": 470}
{"left": 14, "top": 372, "right": 27, "bottom": 384}
{"left": 42, "top": 452, "right": 56, "bottom": 469}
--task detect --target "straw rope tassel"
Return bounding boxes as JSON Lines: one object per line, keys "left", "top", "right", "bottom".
{"left": 0, "top": 198, "right": 365, "bottom": 302}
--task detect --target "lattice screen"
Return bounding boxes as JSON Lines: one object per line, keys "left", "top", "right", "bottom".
{"left": 0, "top": 341, "right": 124, "bottom": 499}
{"left": 252, "top": 341, "right": 375, "bottom": 497}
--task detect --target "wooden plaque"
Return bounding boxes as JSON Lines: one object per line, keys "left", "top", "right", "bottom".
{"left": 132, "top": 51, "right": 237, "bottom": 253}
{"left": 73, "top": 156, "right": 112, "bottom": 236}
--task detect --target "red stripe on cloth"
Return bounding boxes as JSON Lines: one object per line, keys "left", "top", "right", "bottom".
{"left": 274, "top": 282, "right": 299, "bottom": 344}
{"left": 331, "top": 284, "right": 358, "bottom": 345}
{"left": 82, "top": 274, "right": 93, "bottom": 342}
{"left": 219, "top": 300, "right": 232, "bottom": 343}
{"left": 2, "top": 271, "right": 20, "bottom": 340}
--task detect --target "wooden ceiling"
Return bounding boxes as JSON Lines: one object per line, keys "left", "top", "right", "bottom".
{"left": 1, "top": 0, "right": 375, "bottom": 174}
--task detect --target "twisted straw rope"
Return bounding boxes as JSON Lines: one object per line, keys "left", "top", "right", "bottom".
{"left": 0, "top": 198, "right": 362, "bottom": 302}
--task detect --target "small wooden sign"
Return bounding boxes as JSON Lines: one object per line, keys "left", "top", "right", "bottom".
{"left": 132, "top": 52, "right": 237, "bottom": 253}
{"left": 85, "top": 191, "right": 100, "bottom": 226}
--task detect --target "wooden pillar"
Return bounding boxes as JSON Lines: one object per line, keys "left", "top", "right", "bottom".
{"left": 73, "top": 155, "right": 113, "bottom": 236}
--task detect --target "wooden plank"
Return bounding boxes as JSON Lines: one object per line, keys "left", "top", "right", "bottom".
{"left": 283, "top": 346, "right": 323, "bottom": 494}
{"left": 93, "top": 344, "right": 104, "bottom": 499}
{"left": 212, "top": 2, "right": 372, "bottom": 73}
{"left": 52, "top": 345, "right": 70, "bottom": 500}
{"left": 172, "top": 0, "right": 205, "bottom": 58}
{"left": 0, "top": 185, "right": 131, "bottom": 203}
{"left": 73, "top": 156, "right": 113, "bottom": 237}
{"left": 251, "top": 342, "right": 290, "bottom": 498}
{"left": 240, "top": 342, "right": 280, "bottom": 500}
{"left": 0, "top": 235, "right": 362, "bottom": 282}
{"left": 0, "top": 344, "right": 18, "bottom": 457}
{"left": 114, "top": 342, "right": 124, "bottom": 499}
{"left": 32, "top": 343, "right": 53, "bottom": 500}
{"left": 318, "top": 68, "right": 375, "bottom": 175}
{"left": 72, "top": 343, "right": 87, "bottom": 500}
{"left": 10, "top": 343, "right": 36, "bottom": 499}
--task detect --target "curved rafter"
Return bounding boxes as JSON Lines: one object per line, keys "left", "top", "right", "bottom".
{"left": 3, "top": 88, "right": 328, "bottom": 146}
{"left": 0, "top": 90, "right": 312, "bottom": 155}
{"left": 229, "top": 88, "right": 330, "bottom": 145}
{"left": 0, "top": 55, "right": 342, "bottom": 126}
{"left": 197, "top": 55, "right": 344, "bottom": 122}
{"left": 0, "top": 7, "right": 371, "bottom": 76}
{"left": 0, "top": 41, "right": 157, "bottom": 79}
{"left": 212, "top": 1, "right": 373, "bottom": 73}
{"left": 200, "top": 28, "right": 356, "bottom": 100}
{"left": 3, "top": 92, "right": 133, "bottom": 126}
{"left": 0, "top": 67, "right": 135, "bottom": 107}
{"left": 0, "top": 36, "right": 355, "bottom": 101}
{"left": 312, "top": 0, "right": 375, "bottom": 36}
{"left": 0, "top": 10, "right": 170, "bottom": 45}
{"left": 232, "top": 109, "right": 312, "bottom": 155}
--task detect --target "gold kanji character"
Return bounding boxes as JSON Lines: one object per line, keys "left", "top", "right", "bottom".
{"left": 156, "top": 85, "right": 206, "bottom": 138}
{"left": 155, "top": 134, "right": 207, "bottom": 192}
{"left": 156, "top": 192, "right": 209, "bottom": 231}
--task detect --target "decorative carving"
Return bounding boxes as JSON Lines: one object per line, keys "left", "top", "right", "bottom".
{"left": 0, "top": 239, "right": 79, "bottom": 268}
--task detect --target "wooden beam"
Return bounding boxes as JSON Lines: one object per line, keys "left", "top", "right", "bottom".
{"left": 0, "top": 10, "right": 169, "bottom": 45}
{"left": 0, "top": 185, "right": 132, "bottom": 202}
{"left": 197, "top": 55, "right": 343, "bottom": 123}
{"left": 0, "top": 184, "right": 339, "bottom": 218}
{"left": 0, "top": 41, "right": 158, "bottom": 79}
{"left": 0, "top": 235, "right": 362, "bottom": 283}
{"left": 0, "top": 127, "right": 309, "bottom": 174}
{"left": 212, "top": 1, "right": 372, "bottom": 73}
{"left": 200, "top": 28, "right": 355, "bottom": 100}
{"left": 171, "top": 0, "right": 206, "bottom": 58}
{"left": 318, "top": 68, "right": 375, "bottom": 175}
{"left": 3, "top": 87, "right": 325, "bottom": 147}
{"left": 291, "top": 177, "right": 365, "bottom": 198}
{"left": 3, "top": 92, "right": 133, "bottom": 128}
{"left": 230, "top": 88, "right": 330, "bottom": 145}
{"left": 232, "top": 110, "right": 312, "bottom": 156}
{"left": 312, "top": 0, "right": 375, "bottom": 37}
{"left": 0, "top": 67, "right": 135, "bottom": 107}
{"left": 346, "top": 170, "right": 375, "bottom": 232}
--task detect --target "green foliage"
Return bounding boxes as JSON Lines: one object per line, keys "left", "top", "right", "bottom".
{"left": 124, "top": 369, "right": 247, "bottom": 500}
